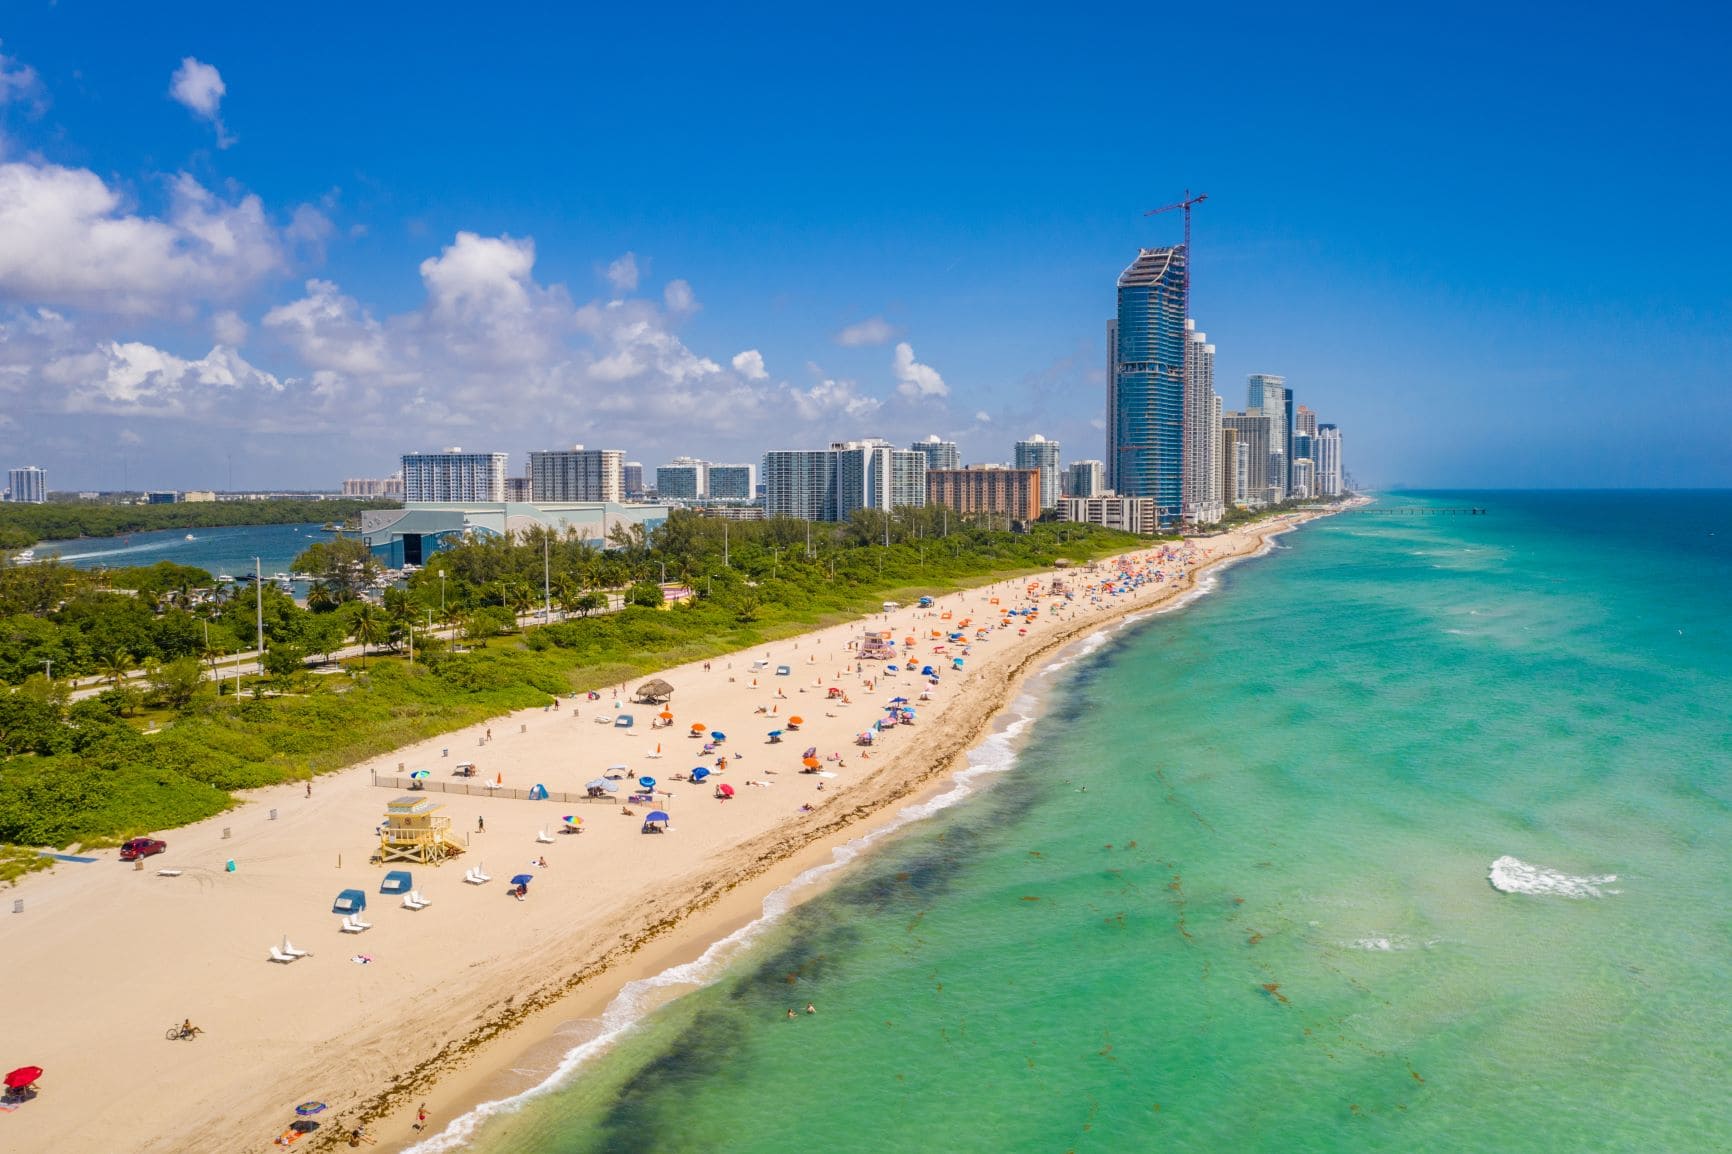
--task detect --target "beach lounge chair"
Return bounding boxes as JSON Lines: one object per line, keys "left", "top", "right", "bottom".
{"left": 340, "top": 916, "right": 367, "bottom": 933}
{"left": 268, "top": 946, "right": 298, "bottom": 963}
{"left": 402, "top": 892, "right": 426, "bottom": 910}
{"left": 535, "top": 829, "right": 554, "bottom": 844}
{"left": 283, "top": 939, "right": 311, "bottom": 958}
{"left": 409, "top": 890, "right": 432, "bottom": 908}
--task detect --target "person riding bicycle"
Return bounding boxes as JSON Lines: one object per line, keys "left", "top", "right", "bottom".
{"left": 179, "top": 1018, "right": 203, "bottom": 1039}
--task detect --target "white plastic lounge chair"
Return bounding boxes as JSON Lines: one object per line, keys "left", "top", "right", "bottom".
{"left": 283, "top": 939, "right": 311, "bottom": 958}
{"left": 352, "top": 913, "right": 373, "bottom": 930}
{"left": 402, "top": 893, "right": 423, "bottom": 909}
{"left": 340, "top": 916, "right": 368, "bottom": 933}
{"left": 473, "top": 865, "right": 491, "bottom": 883}
{"left": 535, "top": 829, "right": 554, "bottom": 844}
{"left": 413, "top": 890, "right": 431, "bottom": 906}
{"left": 269, "top": 946, "right": 297, "bottom": 963}
{"left": 464, "top": 868, "right": 483, "bottom": 884}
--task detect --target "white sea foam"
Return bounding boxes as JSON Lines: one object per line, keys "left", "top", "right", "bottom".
{"left": 1488, "top": 855, "right": 1619, "bottom": 898}
{"left": 405, "top": 690, "right": 1048, "bottom": 1152}
{"left": 1343, "top": 934, "right": 1441, "bottom": 952}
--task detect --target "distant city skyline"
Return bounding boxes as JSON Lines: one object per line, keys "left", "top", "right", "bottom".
{"left": 0, "top": 5, "right": 1726, "bottom": 490}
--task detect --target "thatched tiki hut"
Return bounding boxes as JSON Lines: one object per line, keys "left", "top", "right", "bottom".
{"left": 636, "top": 678, "right": 675, "bottom": 703}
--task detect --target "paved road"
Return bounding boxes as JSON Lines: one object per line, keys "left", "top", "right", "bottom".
{"left": 61, "top": 591, "right": 630, "bottom": 703}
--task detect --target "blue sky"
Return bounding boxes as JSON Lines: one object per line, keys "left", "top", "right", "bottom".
{"left": 0, "top": 0, "right": 1727, "bottom": 490}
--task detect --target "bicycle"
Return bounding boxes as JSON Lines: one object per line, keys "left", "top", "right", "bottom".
{"left": 165, "top": 1023, "right": 203, "bottom": 1041}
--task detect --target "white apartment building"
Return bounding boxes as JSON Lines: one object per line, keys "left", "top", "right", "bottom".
{"left": 401, "top": 450, "right": 508, "bottom": 502}
{"left": 1013, "top": 435, "right": 1062, "bottom": 510}
{"left": 1065, "top": 459, "right": 1106, "bottom": 499}
{"left": 1060, "top": 495, "right": 1161, "bottom": 535}
{"left": 530, "top": 446, "right": 624, "bottom": 503}
{"left": 7, "top": 465, "right": 48, "bottom": 503}
{"left": 1315, "top": 425, "right": 1343, "bottom": 497}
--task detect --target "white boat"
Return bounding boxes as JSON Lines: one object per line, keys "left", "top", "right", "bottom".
{"left": 215, "top": 573, "right": 236, "bottom": 583}
{"left": 184, "top": 534, "right": 196, "bottom": 541}
{"left": 15, "top": 549, "right": 35, "bottom": 563}
{"left": 272, "top": 572, "right": 290, "bottom": 582}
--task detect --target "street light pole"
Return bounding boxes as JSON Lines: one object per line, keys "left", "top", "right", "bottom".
{"left": 543, "top": 534, "right": 552, "bottom": 622}
{"left": 439, "top": 571, "right": 446, "bottom": 615}
{"left": 254, "top": 556, "right": 264, "bottom": 658}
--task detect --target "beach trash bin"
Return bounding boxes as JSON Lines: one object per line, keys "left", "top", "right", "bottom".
{"left": 225, "top": 859, "right": 236, "bottom": 873}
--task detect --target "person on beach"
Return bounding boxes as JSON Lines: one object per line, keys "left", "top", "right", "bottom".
{"left": 537, "top": 856, "right": 548, "bottom": 868}
{"left": 414, "top": 1104, "right": 429, "bottom": 1131}
{"left": 806, "top": 1003, "right": 816, "bottom": 1015}
{"left": 786, "top": 1008, "right": 797, "bottom": 1020}
{"left": 305, "top": 781, "right": 312, "bottom": 798}
{"left": 477, "top": 816, "right": 485, "bottom": 833}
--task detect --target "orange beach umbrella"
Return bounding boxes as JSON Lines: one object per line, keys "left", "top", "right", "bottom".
{"left": 802, "top": 756, "right": 821, "bottom": 769}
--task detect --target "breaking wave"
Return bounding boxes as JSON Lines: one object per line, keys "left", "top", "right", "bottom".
{"left": 1489, "top": 855, "right": 1619, "bottom": 898}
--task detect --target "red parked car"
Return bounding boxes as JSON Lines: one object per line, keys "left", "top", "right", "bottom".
{"left": 119, "top": 838, "right": 167, "bottom": 861}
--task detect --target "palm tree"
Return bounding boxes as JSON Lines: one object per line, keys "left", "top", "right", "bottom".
{"left": 350, "top": 603, "right": 386, "bottom": 669}
{"left": 96, "top": 649, "right": 133, "bottom": 692}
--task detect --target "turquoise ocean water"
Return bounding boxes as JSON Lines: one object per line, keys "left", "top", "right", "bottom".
{"left": 417, "top": 492, "right": 1732, "bottom": 1153}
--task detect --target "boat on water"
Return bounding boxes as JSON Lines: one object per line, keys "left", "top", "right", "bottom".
{"left": 14, "top": 549, "right": 35, "bottom": 564}
{"left": 272, "top": 572, "right": 290, "bottom": 582}
{"left": 215, "top": 573, "right": 236, "bottom": 583}
{"left": 184, "top": 534, "right": 197, "bottom": 541}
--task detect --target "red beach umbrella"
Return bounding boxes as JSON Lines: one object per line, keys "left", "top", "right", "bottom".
{"left": 716, "top": 784, "right": 735, "bottom": 798}
{"left": 4, "top": 1066, "right": 42, "bottom": 1089}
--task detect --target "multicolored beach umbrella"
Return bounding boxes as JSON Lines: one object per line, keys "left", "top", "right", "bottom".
{"left": 294, "top": 1101, "right": 327, "bottom": 1116}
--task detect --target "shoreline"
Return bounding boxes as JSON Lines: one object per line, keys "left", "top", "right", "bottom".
{"left": 0, "top": 508, "right": 1343, "bottom": 1154}
{"left": 383, "top": 511, "right": 1328, "bottom": 1153}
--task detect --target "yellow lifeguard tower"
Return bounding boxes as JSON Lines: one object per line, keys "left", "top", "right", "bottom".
{"left": 378, "top": 795, "right": 465, "bottom": 864}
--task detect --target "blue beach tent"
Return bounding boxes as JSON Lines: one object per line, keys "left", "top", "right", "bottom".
{"left": 333, "top": 889, "right": 367, "bottom": 914}
{"left": 527, "top": 783, "right": 549, "bottom": 800}
{"left": 380, "top": 870, "right": 413, "bottom": 894}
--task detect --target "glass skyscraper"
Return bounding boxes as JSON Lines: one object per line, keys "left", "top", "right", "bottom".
{"left": 1110, "top": 246, "right": 1187, "bottom": 525}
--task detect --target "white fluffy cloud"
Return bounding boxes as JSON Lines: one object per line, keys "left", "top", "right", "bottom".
{"left": 663, "top": 278, "right": 697, "bottom": 316}
{"left": 42, "top": 339, "right": 280, "bottom": 415}
{"left": 731, "top": 349, "right": 768, "bottom": 380}
{"left": 605, "top": 252, "right": 639, "bottom": 295}
{"left": 789, "top": 376, "right": 882, "bottom": 422}
{"left": 168, "top": 57, "right": 232, "bottom": 147}
{"left": 0, "top": 163, "right": 284, "bottom": 315}
{"left": 836, "top": 315, "right": 894, "bottom": 346}
{"left": 892, "top": 341, "right": 948, "bottom": 399}
{"left": 0, "top": 48, "right": 42, "bottom": 109}
{"left": 211, "top": 309, "right": 249, "bottom": 346}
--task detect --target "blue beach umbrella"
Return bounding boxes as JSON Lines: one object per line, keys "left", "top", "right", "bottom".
{"left": 645, "top": 810, "right": 670, "bottom": 823}
{"left": 889, "top": 696, "right": 908, "bottom": 704}
{"left": 410, "top": 769, "right": 430, "bottom": 780}
{"left": 710, "top": 731, "right": 726, "bottom": 741}
{"left": 294, "top": 1102, "right": 327, "bottom": 1116}
{"left": 510, "top": 874, "right": 534, "bottom": 886}
{"left": 768, "top": 729, "right": 784, "bottom": 737}
{"left": 691, "top": 767, "right": 710, "bottom": 782}
{"left": 638, "top": 776, "right": 657, "bottom": 790}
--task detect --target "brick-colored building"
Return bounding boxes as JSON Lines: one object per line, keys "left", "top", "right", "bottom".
{"left": 925, "top": 466, "right": 1041, "bottom": 524}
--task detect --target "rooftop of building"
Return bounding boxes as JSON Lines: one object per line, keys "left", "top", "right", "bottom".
{"left": 1117, "top": 245, "right": 1185, "bottom": 288}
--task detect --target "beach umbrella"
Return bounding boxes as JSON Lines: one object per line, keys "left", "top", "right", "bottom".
{"left": 802, "top": 746, "right": 817, "bottom": 758}
{"left": 585, "top": 778, "right": 619, "bottom": 792}
{"left": 410, "top": 769, "right": 430, "bottom": 779}
{"left": 659, "top": 711, "right": 674, "bottom": 721}
{"left": 607, "top": 763, "right": 629, "bottom": 773}
{"left": 788, "top": 716, "right": 804, "bottom": 726}
{"left": 802, "top": 756, "right": 821, "bottom": 769}
{"left": 4, "top": 1066, "right": 42, "bottom": 1090}
{"left": 768, "top": 729, "right": 784, "bottom": 737}
{"left": 638, "top": 776, "right": 657, "bottom": 790}
{"left": 510, "top": 874, "right": 534, "bottom": 886}
{"left": 645, "top": 810, "right": 671, "bottom": 823}
{"left": 290, "top": 1120, "right": 321, "bottom": 1134}
{"left": 293, "top": 1101, "right": 327, "bottom": 1117}
{"left": 690, "top": 722, "right": 707, "bottom": 732}
{"left": 563, "top": 815, "right": 582, "bottom": 826}
{"left": 691, "top": 767, "right": 711, "bottom": 782}
{"left": 716, "top": 784, "right": 735, "bottom": 798}
{"left": 889, "top": 696, "right": 908, "bottom": 704}
{"left": 710, "top": 731, "right": 726, "bottom": 741}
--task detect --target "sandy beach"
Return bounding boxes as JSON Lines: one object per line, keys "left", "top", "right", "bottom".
{"left": 0, "top": 513, "right": 1327, "bottom": 1153}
